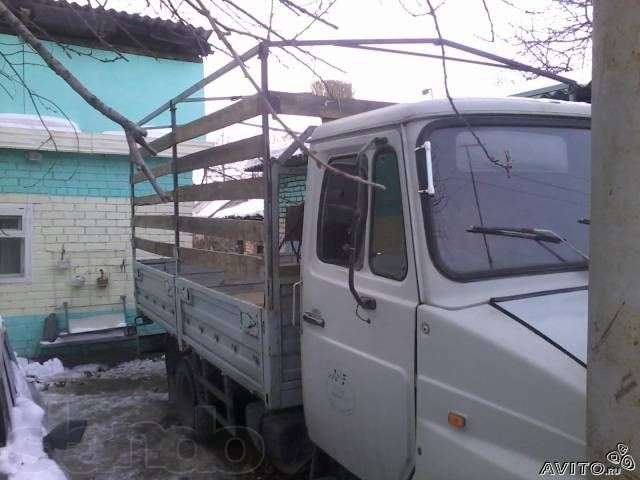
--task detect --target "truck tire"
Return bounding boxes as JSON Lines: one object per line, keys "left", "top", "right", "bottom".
{"left": 174, "top": 359, "right": 214, "bottom": 440}
{"left": 254, "top": 407, "right": 313, "bottom": 475}
{"left": 165, "top": 336, "right": 181, "bottom": 404}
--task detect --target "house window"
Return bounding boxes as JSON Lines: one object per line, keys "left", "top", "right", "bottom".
{"left": 0, "top": 204, "right": 32, "bottom": 283}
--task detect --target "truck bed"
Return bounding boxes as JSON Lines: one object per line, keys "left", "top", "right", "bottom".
{"left": 134, "top": 258, "right": 302, "bottom": 410}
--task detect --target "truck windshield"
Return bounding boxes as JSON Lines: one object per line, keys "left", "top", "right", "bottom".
{"left": 421, "top": 120, "right": 590, "bottom": 280}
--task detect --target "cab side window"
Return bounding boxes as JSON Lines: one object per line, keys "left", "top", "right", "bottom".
{"left": 317, "top": 156, "right": 361, "bottom": 267}
{"left": 369, "top": 148, "right": 408, "bottom": 280}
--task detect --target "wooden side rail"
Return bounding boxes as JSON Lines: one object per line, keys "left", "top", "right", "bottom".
{"left": 269, "top": 91, "right": 392, "bottom": 119}
{"left": 179, "top": 247, "right": 263, "bottom": 279}
{"left": 133, "top": 135, "right": 263, "bottom": 183}
{"left": 134, "top": 215, "right": 263, "bottom": 242}
{"left": 134, "top": 177, "right": 264, "bottom": 206}
{"left": 144, "top": 95, "right": 261, "bottom": 154}
{"left": 139, "top": 91, "right": 390, "bottom": 156}
{"left": 133, "top": 237, "right": 174, "bottom": 257}
{"left": 133, "top": 238, "right": 264, "bottom": 278}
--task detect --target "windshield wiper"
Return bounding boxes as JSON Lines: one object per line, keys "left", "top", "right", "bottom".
{"left": 467, "top": 226, "right": 590, "bottom": 261}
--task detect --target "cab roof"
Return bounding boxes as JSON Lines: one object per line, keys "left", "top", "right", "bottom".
{"left": 310, "top": 97, "right": 591, "bottom": 142}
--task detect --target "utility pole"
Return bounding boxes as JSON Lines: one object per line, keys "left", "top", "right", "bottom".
{"left": 588, "top": 0, "right": 640, "bottom": 466}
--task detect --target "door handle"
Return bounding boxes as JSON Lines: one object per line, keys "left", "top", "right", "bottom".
{"left": 302, "top": 310, "right": 325, "bottom": 328}
{"left": 292, "top": 281, "right": 302, "bottom": 326}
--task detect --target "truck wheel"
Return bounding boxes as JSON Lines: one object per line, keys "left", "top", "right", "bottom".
{"left": 174, "top": 359, "right": 214, "bottom": 440}
{"left": 261, "top": 409, "right": 313, "bottom": 475}
{"left": 165, "top": 336, "right": 180, "bottom": 404}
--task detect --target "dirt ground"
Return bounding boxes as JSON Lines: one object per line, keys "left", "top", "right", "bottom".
{"left": 34, "top": 357, "right": 298, "bottom": 480}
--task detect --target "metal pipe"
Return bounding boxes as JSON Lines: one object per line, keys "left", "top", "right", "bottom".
{"left": 340, "top": 44, "right": 513, "bottom": 71}
{"left": 129, "top": 156, "right": 136, "bottom": 268}
{"left": 438, "top": 38, "right": 579, "bottom": 87}
{"left": 266, "top": 37, "right": 442, "bottom": 47}
{"left": 265, "top": 37, "right": 579, "bottom": 87}
{"left": 138, "top": 44, "right": 260, "bottom": 126}
{"left": 170, "top": 100, "right": 181, "bottom": 275}
{"left": 260, "top": 43, "right": 276, "bottom": 313}
{"left": 180, "top": 95, "right": 247, "bottom": 103}
{"left": 140, "top": 37, "right": 579, "bottom": 130}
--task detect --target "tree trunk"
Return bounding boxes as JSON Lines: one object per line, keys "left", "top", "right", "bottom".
{"left": 588, "top": 0, "right": 640, "bottom": 468}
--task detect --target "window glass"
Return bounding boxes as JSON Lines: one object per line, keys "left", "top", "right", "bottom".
{"left": 0, "top": 205, "right": 30, "bottom": 280}
{"left": 422, "top": 123, "right": 590, "bottom": 279}
{"left": 317, "top": 156, "right": 362, "bottom": 267}
{"left": 0, "top": 216, "right": 21, "bottom": 230}
{"left": 0, "top": 238, "right": 23, "bottom": 275}
{"left": 370, "top": 148, "right": 407, "bottom": 280}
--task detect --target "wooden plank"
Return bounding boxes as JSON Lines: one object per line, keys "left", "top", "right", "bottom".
{"left": 133, "top": 135, "right": 263, "bottom": 183}
{"left": 134, "top": 193, "right": 173, "bottom": 206}
{"left": 270, "top": 91, "right": 392, "bottom": 119}
{"left": 134, "top": 177, "right": 264, "bottom": 206}
{"left": 181, "top": 217, "right": 263, "bottom": 241}
{"left": 133, "top": 237, "right": 174, "bottom": 257}
{"left": 134, "top": 215, "right": 263, "bottom": 241}
{"left": 145, "top": 95, "right": 261, "bottom": 154}
{"left": 134, "top": 215, "right": 175, "bottom": 230}
{"left": 179, "top": 247, "right": 263, "bottom": 279}
{"left": 178, "top": 177, "right": 264, "bottom": 203}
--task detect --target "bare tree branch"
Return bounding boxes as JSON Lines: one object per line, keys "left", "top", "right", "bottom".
{"left": 0, "top": 0, "right": 170, "bottom": 200}
{"left": 480, "top": 0, "right": 495, "bottom": 42}
{"left": 278, "top": 0, "right": 339, "bottom": 30}
{"left": 504, "top": 0, "right": 592, "bottom": 73}
{"left": 425, "top": 0, "right": 511, "bottom": 173}
{"left": 185, "top": 0, "right": 385, "bottom": 190}
{"left": 0, "top": 2, "right": 144, "bottom": 139}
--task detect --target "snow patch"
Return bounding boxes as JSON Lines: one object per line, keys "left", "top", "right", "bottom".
{"left": 0, "top": 363, "right": 66, "bottom": 480}
{"left": 96, "top": 358, "right": 164, "bottom": 380}
{"left": 18, "top": 358, "right": 65, "bottom": 381}
{"left": 0, "top": 114, "right": 80, "bottom": 133}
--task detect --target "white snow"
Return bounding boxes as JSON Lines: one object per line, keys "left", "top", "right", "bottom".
{"left": 96, "top": 358, "right": 164, "bottom": 380}
{"left": 0, "top": 114, "right": 80, "bottom": 133}
{"left": 17, "top": 358, "right": 65, "bottom": 381}
{"left": 0, "top": 362, "right": 66, "bottom": 480}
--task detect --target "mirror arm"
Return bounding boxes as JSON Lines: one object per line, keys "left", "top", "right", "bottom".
{"left": 348, "top": 210, "right": 377, "bottom": 311}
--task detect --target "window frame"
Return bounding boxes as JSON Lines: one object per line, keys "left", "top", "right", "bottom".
{"left": 416, "top": 114, "right": 591, "bottom": 283}
{"left": 368, "top": 145, "right": 408, "bottom": 281}
{"left": 0, "top": 204, "right": 33, "bottom": 284}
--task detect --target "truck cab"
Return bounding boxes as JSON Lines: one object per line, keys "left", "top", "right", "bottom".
{"left": 300, "top": 97, "right": 590, "bottom": 479}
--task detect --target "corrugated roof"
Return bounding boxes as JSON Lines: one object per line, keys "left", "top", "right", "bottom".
{"left": 0, "top": 0, "right": 212, "bottom": 61}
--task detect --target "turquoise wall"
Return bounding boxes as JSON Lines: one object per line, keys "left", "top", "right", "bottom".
{"left": 0, "top": 149, "right": 191, "bottom": 197}
{"left": 4, "top": 309, "right": 164, "bottom": 358}
{"left": 0, "top": 33, "right": 204, "bottom": 131}
{"left": 0, "top": 33, "right": 204, "bottom": 358}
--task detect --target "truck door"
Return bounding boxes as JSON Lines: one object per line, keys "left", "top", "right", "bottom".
{"left": 301, "top": 130, "right": 419, "bottom": 480}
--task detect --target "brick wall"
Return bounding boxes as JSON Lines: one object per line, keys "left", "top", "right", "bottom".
{"left": 0, "top": 150, "right": 193, "bottom": 357}
{"left": 0, "top": 148, "right": 189, "bottom": 198}
{"left": 278, "top": 174, "right": 306, "bottom": 253}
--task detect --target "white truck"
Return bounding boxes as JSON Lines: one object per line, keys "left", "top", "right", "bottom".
{"left": 132, "top": 95, "right": 590, "bottom": 479}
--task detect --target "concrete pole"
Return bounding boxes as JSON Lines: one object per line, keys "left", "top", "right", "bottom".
{"left": 588, "top": 0, "right": 640, "bottom": 465}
